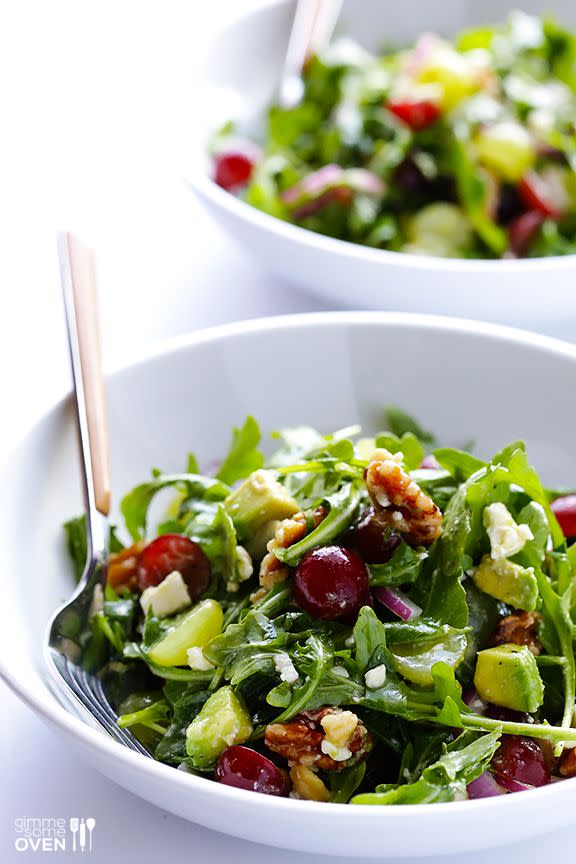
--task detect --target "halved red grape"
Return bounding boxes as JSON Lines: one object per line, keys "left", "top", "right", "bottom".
{"left": 137, "top": 534, "right": 211, "bottom": 599}
{"left": 348, "top": 507, "right": 401, "bottom": 564}
{"left": 214, "top": 152, "right": 255, "bottom": 191}
{"left": 551, "top": 495, "right": 576, "bottom": 539}
{"left": 293, "top": 545, "right": 370, "bottom": 621}
{"left": 215, "top": 746, "right": 290, "bottom": 797}
{"left": 387, "top": 99, "right": 441, "bottom": 130}
{"left": 491, "top": 735, "right": 551, "bottom": 790}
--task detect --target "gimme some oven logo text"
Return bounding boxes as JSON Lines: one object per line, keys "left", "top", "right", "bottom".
{"left": 14, "top": 818, "right": 96, "bottom": 853}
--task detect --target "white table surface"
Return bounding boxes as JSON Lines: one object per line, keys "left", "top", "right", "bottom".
{"left": 1, "top": 1, "right": 574, "bottom": 860}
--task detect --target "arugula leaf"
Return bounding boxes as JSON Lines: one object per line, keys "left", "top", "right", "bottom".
{"left": 121, "top": 473, "right": 230, "bottom": 541}
{"left": 375, "top": 432, "right": 424, "bottom": 470}
{"left": 452, "top": 131, "right": 507, "bottom": 255}
{"left": 419, "top": 482, "right": 470, "bottom": 628}
{"left": 369, "top": 542, "right": 427, "bottom": 587}
{"left": 185, "top": 504, "right": 238, "bottom": 589}
{"left": 155, "top": 681, "right": 212, "bottom": 764}
{"left": 215, "top": 417, "right": 265, "bottom": 486}
{"left": 384, "top": 407, "right": 435, "bottom": 446}
{"left": 118, "top": 698, "right": 171, "bottom": 735}
{"left": 353, "top": 606, "right": 388, "bottom": 671}
{"left": 328, "top": 762, "right": 367, "bottom": 803}
{"left": 64, "top": 516, "right": 88, "bottom": 582}
{"left": 434, "top": 448, "right": 486, "bottom": 482}
{"left": 351, "top": 731, "right": 501, "bottom": 805}
{"left": 64, "top": 515, "right": 124, "bottom": 582}
{"left": 275, "top": 483, "right": 361, "bottom": 566}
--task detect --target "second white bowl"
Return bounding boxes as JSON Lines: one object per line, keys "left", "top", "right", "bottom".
{"left": 188, "top": 0, "right": 576, "bottom": 323}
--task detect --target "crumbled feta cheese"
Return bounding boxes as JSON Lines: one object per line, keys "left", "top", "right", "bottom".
{"left": 332, "top": 665, "right": 350, "bottom": 678}
{"left": 364, "top": 664, "right": 387, "bottom": 689}
{"left": 274, "top": 652, "right": 299, "bottom": 684}
{"left": 344, "top": 635, "right": 355, "bottom": 648}
{"left": 186, "top": 646, "right": 215, "bottom": 671}
{"left": 321, "top": 711, "right": 358, "bottom": 748}
{"left": 235, "top": 545, "right": 254, "bottom": 583}
{"left": 483, "top": 502, "right": 533, "bottom": 560}
{"left": 320, "top": 739, "right": 352, "bottom": 762}
{"left": 140, "top": 570, "right": 191, "bottom": 618}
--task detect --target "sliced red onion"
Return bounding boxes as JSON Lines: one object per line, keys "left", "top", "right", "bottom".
{"left": 420, "top": 454, "right": 440, "bottom": 470}
{"left": 492, "top": 774, "right": 534, "bottom": 794}
{"left": 281, "top": 165, "right": 385, "bottom": 210}
{"left": 374, "top": 586, "right": 422, "bottom": 620}
{"left": 281, "top": 164, "right": 344, "bottom": 205}
{"left": 507, "top": 209, "right": 545, "bottom": 257}
{"left": 467, "top": 772, "right": 507, "bottom": 799}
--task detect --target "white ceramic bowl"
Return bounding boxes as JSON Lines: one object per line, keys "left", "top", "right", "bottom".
{"left": 2, "top": 313, "right": 576, "bottom": 858}
{"left": 188, "top": 0, "right": 576, "bottom": 322}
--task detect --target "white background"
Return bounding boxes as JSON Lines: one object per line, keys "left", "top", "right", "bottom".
{"left": 0, "top": 1, "right": 574, "bottom": 860}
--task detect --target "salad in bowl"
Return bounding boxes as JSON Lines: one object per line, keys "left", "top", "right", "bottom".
{"left": 64, "top": 409, "right": 576, "bottom": 805}
{"left": 211, "top": 12, "right": 576, "bottom": 259}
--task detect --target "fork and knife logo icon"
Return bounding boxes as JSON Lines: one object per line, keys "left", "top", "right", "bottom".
{"left": 69, "top": 818, "right": 96, "bottom": 852}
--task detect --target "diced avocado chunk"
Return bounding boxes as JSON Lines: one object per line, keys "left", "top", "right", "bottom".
{"left": 472, "top": 554, "right": 538, "bottom": 611}
{"left": 223, "top": 469, "right": 299, "bottom": 540}
{"left": 245, "top": 518, "right": 281, "bottom": 559}
{"left": 186, "top": 686, "right": 253, "bottom": 769}
{"left": 147, "top": 599, "right": 223, "bottom": 667}
{"left": 474, "top": 644, "right": 544, "bottom": 713}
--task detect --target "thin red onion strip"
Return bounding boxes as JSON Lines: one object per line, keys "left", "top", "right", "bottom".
{"left": 467, "top": 772, "right": 507, "bottom": 799}
{"left": 374, "top": 586, "right": 422, "bottom": 620}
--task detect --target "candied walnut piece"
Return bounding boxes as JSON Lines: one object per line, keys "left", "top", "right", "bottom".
{"left": 259, "top": 505, "right": 327, "bottom": 590}
{"left": 365, "top": 449, "right": 442, "bottom": 546}
{"left": 558, "top": 747, "right": 576, "bottom": 778}
{"left": 265, "top": 707, "right": 371, "bottom": 772}
{"left": 490, "top": 611, "right": 543, "bottom": 656}
{"left": 289, "top": 765, "right": 330, "bottom": 801}
{"left": 108, "top": 541, "right": 146, "bottom": 590}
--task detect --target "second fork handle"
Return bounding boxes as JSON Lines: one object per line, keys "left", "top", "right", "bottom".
{"left": 62, "top": 233, "right": 111, "bottom": 516}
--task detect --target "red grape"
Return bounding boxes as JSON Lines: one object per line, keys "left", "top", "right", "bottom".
{"left": 293, "top": 545, "right": 370, "bottom": 621}
{"left": 551, "top": 495, "right": 576, "bottom": 539}
{"left": 491, "top": 735, "right": 551, "bottom": 790}
{"left": 215, "top": 746, "right": 290, "bottom": 797}
{"left": 347, "top": 507, "right": 401, "bottom": 565}
{"left": 137, "top": 534, "right": 211, "bottom": 599}
{"left": 387, "top": 99, "right": 441, "bottom": 130}
{"left": 214, "top": 152, "right": 255, "bottom": 191}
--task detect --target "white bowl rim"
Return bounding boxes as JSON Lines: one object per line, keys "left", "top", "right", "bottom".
{"left": 188, "top": 0, "right": 576, "bottom": 273}
{"left": 4, "top": 310, "right": 576, "bottom": 822}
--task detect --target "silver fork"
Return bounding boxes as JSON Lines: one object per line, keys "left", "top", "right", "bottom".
{"left": 45, "top": 233, "right": 149, "bottom": 757}
{"left": 278, "top": 0, "right": 343, "bottom": 109}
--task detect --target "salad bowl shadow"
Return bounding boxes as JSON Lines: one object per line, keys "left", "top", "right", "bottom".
{"left": 1, "top": 312, "right": 576, "bottom": 857}
{"left": 188, "top": 0, "right": 576, "bottom": 323}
